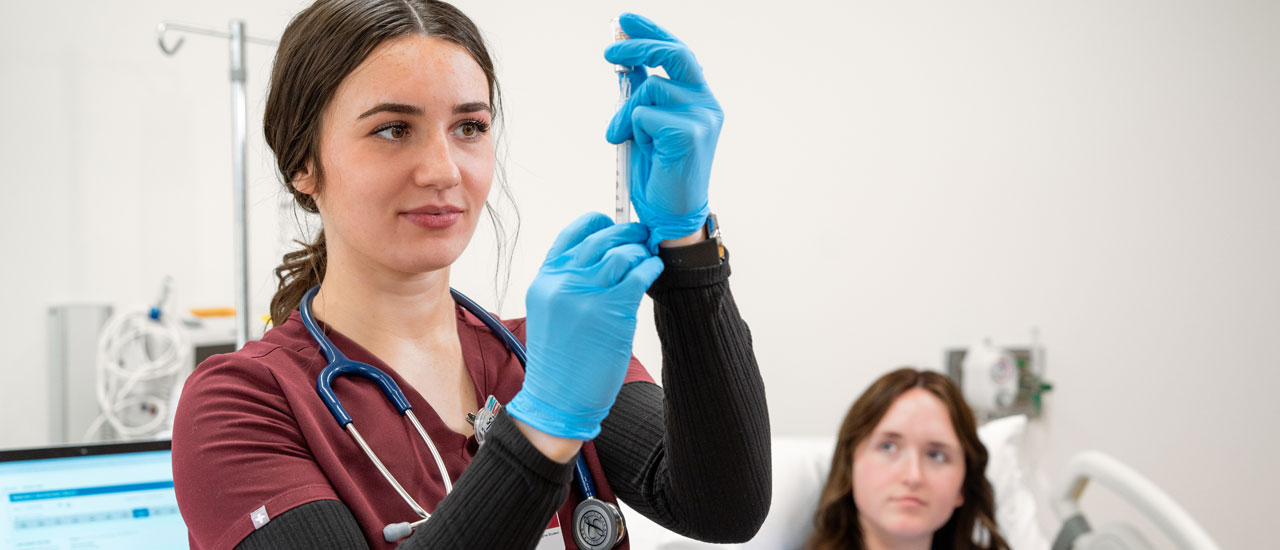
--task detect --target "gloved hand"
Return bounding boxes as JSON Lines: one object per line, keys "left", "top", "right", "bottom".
{"left": 507, "top": 212, "right": 665, "bottom": 440}
{"left": 606, "top": 13, "right": 723, "bottom": 251}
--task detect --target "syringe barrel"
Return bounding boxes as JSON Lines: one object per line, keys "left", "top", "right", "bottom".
{"left": 612, "top": 17, "right": 633, "bottom": 224}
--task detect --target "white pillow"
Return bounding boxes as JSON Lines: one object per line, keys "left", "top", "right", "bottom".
{"left": 618, "top": 437, "right": 836, "bottom": 550}
{"left": 978, "top": 415, "right": 1049, "bottom": 550}
{"left": 620, "top": 416, "right": 1048, "bottom": 550}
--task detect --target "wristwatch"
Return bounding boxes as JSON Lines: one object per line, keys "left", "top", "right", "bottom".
{"left": 657, "top": 213, "right": 726, "bottom": 267}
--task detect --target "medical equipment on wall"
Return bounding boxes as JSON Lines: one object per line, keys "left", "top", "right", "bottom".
{"left": 300, "top": 286, "right": 626, "bottom": 548}
{"left": 946, "top": 330, "right": 1053, "bottom": 422}
{"left": 962, "top": 339, "right": 1021, "bottom": 414}
{"left": 155, "top": 20, "right": 278, "bottom": 349}
{"left": 82, "top": 279, "right": 192, "bottom": 442}
{"left": 47, "top": 299, "right": 235, "bottom": 445}
{"left": 612, "top": 18, "right": 632, "bottom": 224}
{"left": 1051, "top": 451, "right": 1220, "bottom": 550}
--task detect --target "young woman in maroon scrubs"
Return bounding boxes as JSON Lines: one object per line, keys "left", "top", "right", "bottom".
{"left": 171, "top": 2, "right": 770, "bottom": 549}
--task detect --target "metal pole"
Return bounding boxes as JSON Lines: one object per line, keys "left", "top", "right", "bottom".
{"left": 156, "top": 21, "right": 275, "bottom": 349}
{"left": 229, "top": 20, "right": 249, "bottom": 349}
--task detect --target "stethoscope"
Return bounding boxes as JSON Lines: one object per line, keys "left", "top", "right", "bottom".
{"left": 300, "top": 285, "right": 626, "bottom": 548}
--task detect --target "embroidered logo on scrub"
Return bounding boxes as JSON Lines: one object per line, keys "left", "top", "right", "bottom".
{"left": 250, "top": 505, "right": 270, "bottom": 529}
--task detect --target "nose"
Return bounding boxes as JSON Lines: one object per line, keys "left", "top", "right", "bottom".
{"left": 901, "top": 451, "right": 923, "bottom": 489}
{"left": 413, "top": 128, "right": 462, "bottom": 190}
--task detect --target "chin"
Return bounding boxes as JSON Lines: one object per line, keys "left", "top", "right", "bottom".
{"left": 382, "top": 245, "right": 464, "bottom": 274}
{"left": 880, "top": 515, "right": 943, "bottom": 540}
{"left": 398, "top": 251, "right": 464, "bottom": 273}
{"left": 398, "top": 233, "right": 475, "bottom": 270}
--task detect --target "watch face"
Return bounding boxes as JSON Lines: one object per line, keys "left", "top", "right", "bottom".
{"left": 706, "top": 214, "right": 724, "bottom": 261}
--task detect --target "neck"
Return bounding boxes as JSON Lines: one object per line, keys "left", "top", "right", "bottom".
{"left": 310, "top": 242, "right": 457, "bottom": 352}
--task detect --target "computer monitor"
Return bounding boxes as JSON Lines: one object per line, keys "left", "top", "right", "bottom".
{"left": 0, "top": 440, "right": 188, "bottom": 549}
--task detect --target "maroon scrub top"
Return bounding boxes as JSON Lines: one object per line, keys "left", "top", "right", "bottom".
{"left": 172, "top": 304, "right": 652, "bottom": 549}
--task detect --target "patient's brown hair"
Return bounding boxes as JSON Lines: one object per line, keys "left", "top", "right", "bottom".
{"left": 807, "top": 368, "right": 1009, "bottom": 550}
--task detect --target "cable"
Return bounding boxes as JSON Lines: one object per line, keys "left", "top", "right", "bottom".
{"left": 83, "top": 282, "right": 193, "bottom": 442}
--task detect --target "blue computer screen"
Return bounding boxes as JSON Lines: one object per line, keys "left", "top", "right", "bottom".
{"left": 0, "top": 446, "right": 187, "bottom": 549}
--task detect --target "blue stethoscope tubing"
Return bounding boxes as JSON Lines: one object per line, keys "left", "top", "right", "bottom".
{"left": 300, "top": 285, "right": 602, "bottom": 533}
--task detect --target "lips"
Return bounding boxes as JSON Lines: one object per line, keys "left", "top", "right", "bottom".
{"left": 891, "top": 496, "right": 926, "bottom": 507}
{"left": 403, "top": 204, "right": 463, "bottom": 215}
{"left": 401, "top": 204, "right": 464, "bottom": 229}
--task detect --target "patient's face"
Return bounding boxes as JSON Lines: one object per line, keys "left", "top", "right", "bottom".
{"left": 852, "top": 388, "right": 966, "bottom": 547}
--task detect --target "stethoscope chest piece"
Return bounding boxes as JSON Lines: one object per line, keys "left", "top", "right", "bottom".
{"left": 572, "top": 498, "right": 625, "bottom": 550}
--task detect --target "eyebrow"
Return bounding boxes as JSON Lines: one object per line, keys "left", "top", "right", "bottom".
{"left": 876, "top": 432, "right": 957, "bottom": 449}
{"left": 453, "top": 101, "right": 492, "bottom": 115}
{"left": 357, "top": 103, "right": 422, "bottom": 119}
{"left": 356, "top": 101, "right": 492, "bottom": 120}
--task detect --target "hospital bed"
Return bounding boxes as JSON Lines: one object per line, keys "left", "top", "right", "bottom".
{"left": 1049, "top": 451, "right": 1218, "bottom": 550}
{"left": 619, "top": 416, "right": 1219, "bottom": 550}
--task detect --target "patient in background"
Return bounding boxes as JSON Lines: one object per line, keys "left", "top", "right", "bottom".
{"left": 807, "top": 368, "right": 1010, "bottom": 550}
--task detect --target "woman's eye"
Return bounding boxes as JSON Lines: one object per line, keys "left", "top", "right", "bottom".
{"left": 928, "top": 450, "right": 949, "bottom": 463}
{"left": 878, "top": 441, "right": 897, "bottom": 453}
{"left": 374, "top": 124, "right": 409, "bottom": 140}
{"left": 454, "top": 120, "right": 490, "bottom": 140}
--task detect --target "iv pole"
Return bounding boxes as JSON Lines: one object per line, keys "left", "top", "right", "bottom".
{"left": 156, "top": 21, "right": 277, "bottom": 349}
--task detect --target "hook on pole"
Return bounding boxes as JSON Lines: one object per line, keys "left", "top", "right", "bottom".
{"left": 156, "top": 22, "right": 185, "bottom": 55}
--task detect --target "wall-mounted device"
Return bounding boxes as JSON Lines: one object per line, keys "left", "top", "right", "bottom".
{"left": 945, "top": 333, "right": 1052, "bottom": 422}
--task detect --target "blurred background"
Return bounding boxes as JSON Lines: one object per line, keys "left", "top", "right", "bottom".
{"left": 1, "top": 0, "right": 1277, "bottom": 547}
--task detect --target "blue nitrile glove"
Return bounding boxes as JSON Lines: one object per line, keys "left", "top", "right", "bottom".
{"left": 606, "top": 13, "right": 722, "bottom": 251}
{"left": 506, "top": 212, "right": 665, "bottom": 440}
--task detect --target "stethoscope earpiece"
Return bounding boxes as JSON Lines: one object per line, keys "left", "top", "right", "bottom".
{"left": 383, "top": 521, "right": 414, "bottom": 543}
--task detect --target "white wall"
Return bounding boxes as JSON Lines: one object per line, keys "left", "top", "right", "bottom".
{"left": 2, "top": 1, "right": 1276, "bottom": 547}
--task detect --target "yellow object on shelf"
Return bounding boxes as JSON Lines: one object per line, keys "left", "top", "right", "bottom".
{"left": 189, "top": 307, "right": 236, "bottom": 318}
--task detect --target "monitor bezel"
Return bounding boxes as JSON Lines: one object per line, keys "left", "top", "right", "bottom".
{"left": 0, "top": 440, "right": 171, "bottom": 463}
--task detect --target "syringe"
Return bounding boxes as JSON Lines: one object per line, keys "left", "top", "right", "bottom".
{"left": 612, "top": 18, "right": 632, "bottom": 224}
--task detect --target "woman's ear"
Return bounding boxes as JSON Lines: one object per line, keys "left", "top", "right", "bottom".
{"left": 292, "top": 162, "right": 317, "bottom": 195}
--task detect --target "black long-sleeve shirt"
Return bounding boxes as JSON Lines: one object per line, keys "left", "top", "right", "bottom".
{"left": 237, "top": 256, "right": 770, "bottom": 549}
